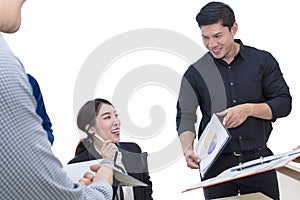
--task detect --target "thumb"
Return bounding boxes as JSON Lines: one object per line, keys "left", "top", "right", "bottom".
{"left": 90, "top": 164, "right": 101, "bottom": 172}
{"left": 216, "top": 110, "right": 227, "bottom": 117}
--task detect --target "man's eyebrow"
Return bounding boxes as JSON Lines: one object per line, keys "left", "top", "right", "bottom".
{"left": 202, "top": 32, "right": 222, "bottom": 37}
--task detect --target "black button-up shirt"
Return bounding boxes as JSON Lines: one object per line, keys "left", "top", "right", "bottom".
{"left": 176, "top": 39, "right": 292, "bottom": 153}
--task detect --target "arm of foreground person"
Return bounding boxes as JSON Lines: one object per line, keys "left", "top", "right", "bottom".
{"left": 0, "top": 35, "right": 112, "bottom": 200}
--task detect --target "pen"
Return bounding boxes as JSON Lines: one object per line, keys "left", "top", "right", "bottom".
{"left": 113, "top": 150, "right": 118, "bottom": 165}
{"left": 92, "top": 132, "right": 106, "bottom": 143}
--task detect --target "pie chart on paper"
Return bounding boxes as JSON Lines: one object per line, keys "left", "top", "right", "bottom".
{"left": 204, "top": 130, "right": 218, "bottom": 154}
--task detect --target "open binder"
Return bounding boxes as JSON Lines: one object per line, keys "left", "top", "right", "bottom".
{"left": 194, "top": 113, "right": 231, "bottom": 178}
{"left": 63, "top": 159, "right": 148, "bottom": 187}
{"left": 182, "top": 149, "right": 300, "bottom": 193}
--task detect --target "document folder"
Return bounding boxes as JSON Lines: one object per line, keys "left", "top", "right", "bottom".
{"left": 195, "top": 113, "right": 231, "bottom": 178}
{"left": 183, "top": 149, "right": 300, "bottom": 193}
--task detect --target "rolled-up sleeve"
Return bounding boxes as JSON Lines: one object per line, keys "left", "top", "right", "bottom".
{"left": 262, "top": 52, "right": 292, "bottom": 121}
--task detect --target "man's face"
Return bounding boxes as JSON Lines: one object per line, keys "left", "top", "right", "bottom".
{"left": 200, "top": 22, "right": 237, "bottom": 61}
{"left": 0, "top": 0, "right": 26, "bottom": 33}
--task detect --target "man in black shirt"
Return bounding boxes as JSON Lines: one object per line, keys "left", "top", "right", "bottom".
{"left": 176, "top": 2, "right": 292, "bottom": 199}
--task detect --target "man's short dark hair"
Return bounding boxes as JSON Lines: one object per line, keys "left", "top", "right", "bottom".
{"left": 196, "top": 1, "right": 235, "bottom": 29}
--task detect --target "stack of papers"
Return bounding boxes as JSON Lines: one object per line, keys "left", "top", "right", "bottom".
{"left": 183, "top": 149, "right": 300, "bottom": 193}
{"left": 63, "top": 159, "right": 148, "bottom": 187}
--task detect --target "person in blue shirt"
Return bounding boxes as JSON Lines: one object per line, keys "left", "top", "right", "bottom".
{"left": 27, "top": 73, "right": 54, "bottom": 145}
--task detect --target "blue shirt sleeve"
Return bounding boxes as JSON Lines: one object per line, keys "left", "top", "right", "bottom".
{"left": 27, "top": 74, "right": 54, "bottom": 144}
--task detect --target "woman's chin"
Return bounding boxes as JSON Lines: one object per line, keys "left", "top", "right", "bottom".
{"left": 112, "top": 137, "right": 120, "bottom": 143}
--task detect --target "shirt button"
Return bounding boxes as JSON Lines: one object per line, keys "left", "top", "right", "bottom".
{"left": 230, "top": 82, "right": 234, "bottom": 86}
{"left": 233, "top": 99, "right": 237, "bottom": 103}
{"left": 239, "top": 136, "right": 242, "bottom": 140}
{"left": 228, "top": 66, "right": 231, "bottom": 69}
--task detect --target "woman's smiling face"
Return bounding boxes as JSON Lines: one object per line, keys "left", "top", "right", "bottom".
{"left": 94, "top": 103, "right": 121, "bottom": 143}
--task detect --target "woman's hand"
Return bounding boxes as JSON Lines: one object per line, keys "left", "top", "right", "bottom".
{"left": 100, "top": 140, "right": 119, "bottom": 161}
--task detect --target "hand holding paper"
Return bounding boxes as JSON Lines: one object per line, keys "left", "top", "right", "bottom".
{"left": 63, "top": 159, "right": 148, "bottom": 187}
{"left": 77, "top": 158, "right": 114, "bottom": 186}
{"left": 194, "top": 114, "right": 231, "bottom": 178}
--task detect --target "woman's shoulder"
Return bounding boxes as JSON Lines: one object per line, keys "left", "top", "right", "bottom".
{"left": 118, "top": 142, "right": 142, "bottom": 152}
{"left": 68, "top": 148, "right": 92, "bottom": 164}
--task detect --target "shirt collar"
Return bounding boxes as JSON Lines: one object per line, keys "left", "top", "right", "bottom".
{"left": 234, "top": 39, "right": 245, "bottom": 60}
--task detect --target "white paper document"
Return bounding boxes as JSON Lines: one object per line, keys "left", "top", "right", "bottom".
{"left": 183, "top": 149, "right": 300, "bottom": 193}
{"left": 63, "top": 159, "right": 148, "bottom": 187}
{"left": 195, "top": 113, "right": 231, "bottom": 178}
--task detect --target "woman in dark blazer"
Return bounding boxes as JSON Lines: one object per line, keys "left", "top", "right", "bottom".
{"left": 68, "top": 98, "right": 153, "bottom": 200}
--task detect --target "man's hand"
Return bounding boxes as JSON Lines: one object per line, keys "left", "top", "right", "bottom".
{"left": 217, "top": 104, "right": 250, "bottom": 128}
{"left": 293, "top": 146, "right": 300, "bottom": 163}
{"left": 79, "top": 171, "right": 94, "bottom": 186}
{"left": 217, "top": 103, "right": 272, "bottom": 129}
{"left": 91, "top": 163, "right": 113, "bottom": 184}
{"left": 179, "top": 131, "right": 200, "bottom": 169}
{"left": 184, "top": 149, "right": 200, "bottom": 169}
{"left": 78, "top": 162, "right": 113, "bottom": 186}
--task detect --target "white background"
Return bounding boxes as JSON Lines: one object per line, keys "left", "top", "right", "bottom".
{"left": 4, "top": 0, "right": 300, "bottom": 199}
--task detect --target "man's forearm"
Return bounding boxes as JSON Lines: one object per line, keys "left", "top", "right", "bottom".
{"left": 247, "top": 103, "right": 272, "bottom": 120}
{"left": 179, "top": 131, "right": 196, "bottom": 154}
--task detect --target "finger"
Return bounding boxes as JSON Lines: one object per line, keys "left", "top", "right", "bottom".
{"left": 79, "top": 178, "right": 92, "bottom": 186}
{"left": 108, "top": 143, "right": 118, "bottom": 152}
{"left": 103, "top": 148, "right": 118, "bottom": 161}
{"left": 90, "top": 163, "right": 113, "bottom": 173}
{"left": 293, "top": 145, "right": 300, "bottom": 150}
{"left": 190, "top": 154, "right": 200, "bottom": 163}
{"left": 216, "top": 110, "right": 227, "bottom": 116}
{"left": 185, "top": 151, "right": 200, "bottom": 164}
{"left": 103, "top": 139, "right": 114, "bottom": 145}
{"left": 100, "top": 140, "right": 111, "bottom": 149}
{"left": 223, "top": 116, "right": 229, "bottom": 126}
{"left": 102, "top": 141, "right": 118, "bottom": 151}
{"left": 90, "top": 164, "right": 101, "bottom": 172}
{"left": 187, "top": 160, "right": 200, "bottom": 169}
{"left": 184, "top": 150, "right": 200, "bottom": 169}
{"left": 83, "top": 171, "right": 94, "bottom": 180}
{"left": 93, "top": 164, "right": 114, "bottom": 184}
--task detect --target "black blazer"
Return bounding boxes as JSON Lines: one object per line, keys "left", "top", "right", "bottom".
{"left": 68, "top": 142, "right": 153, "bottom": 200}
